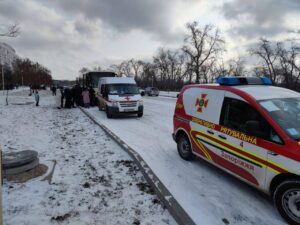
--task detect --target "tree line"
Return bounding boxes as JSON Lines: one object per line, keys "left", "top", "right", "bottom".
{"left": 83, "top": 21, "right": 300, "bottom": 91}
{"left": 0, "top": 58, "right": 53, "bottom": 89}
{"left": 0, "top": 23, "right": 53, "bottom": 89}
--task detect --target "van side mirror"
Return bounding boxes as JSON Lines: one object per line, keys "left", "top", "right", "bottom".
{"left": 176, "top": 94, "right": 179, "bottom": 98}
{"left": 245, "top": 120, "right": 264, "bottom": 138}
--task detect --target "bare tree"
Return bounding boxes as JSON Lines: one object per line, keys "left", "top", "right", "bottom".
{"left": 79, "top": 67, "right": 89, "bottom": 75}
{"left": 250, "top": 38, "right": 279, "bottom": 82}
{"left": 153, "top": 48, "right": 186, "bottom": 89}
{"left": 129, "top": 59, "right": 144, "bottom": 78}
{"left": 109, "top": 61, "right": 130, "bottom": 77}
{"left": 120, "top": 60, "right": 133, "bottom": 76}
{"left": 93, "top": 66, "right": 102, "bottom": 71}
{"left": 277, "top": 42, "right": 300, "bottom": 88}
{"left": 253, "top": 66, "right": 269, "bottom": 78}
{"left": 227, "top": 57, "right": 246, "bottom": 76}
{"left": 182, "top": 22, "right": 225, "bottom": 83}
{"left": 0, "top": 23, "right": 20, "bottom": 37}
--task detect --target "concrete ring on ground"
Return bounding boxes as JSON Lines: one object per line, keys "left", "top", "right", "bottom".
{"left": 4, "top": 158, "right": 39, "bottom": 176}
{"left": 3, "top": 150, "right": 38, "bottom": 169}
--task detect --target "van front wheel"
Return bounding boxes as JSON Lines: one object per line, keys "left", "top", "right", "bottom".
{"left": 274, "top": 180, "right": 300, "bottom": 225}
{"left": 177, "top": 134, "right": 194, "bottom": 161}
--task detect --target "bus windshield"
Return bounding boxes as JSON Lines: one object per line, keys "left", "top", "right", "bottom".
{"left": 259, "top": 98, "right": 300, "bottom": 141}
{"left": 107, "top": 84, "right": 139, "bottom": 95}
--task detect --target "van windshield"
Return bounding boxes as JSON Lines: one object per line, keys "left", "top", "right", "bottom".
{"left": 259, "top": 98, "right": 300, "bottom": 141}
{"left": 107, "top": 84, "right": 139, "bottom": 95}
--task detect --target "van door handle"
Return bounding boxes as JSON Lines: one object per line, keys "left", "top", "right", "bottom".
{"left": 207, "top": 130, "right": 214, "bottom": 135}
{"left": 268, "top": 151, "right": 278, "bottom": 156}
{"left": 218, "top": 135, "right": 227, "bottom": 140}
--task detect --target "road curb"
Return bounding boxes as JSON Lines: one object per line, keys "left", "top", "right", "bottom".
{"left": 80, "top": 107, "right": 195, "bottom": 225}
{"left": 159, "top": 94, "right": 177, "bottom": 98}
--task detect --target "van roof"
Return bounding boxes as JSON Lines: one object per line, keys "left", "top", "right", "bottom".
{"left": 234, "top": 85, "right": 300, "bottom": 100}
{"left": 100, "top": 77, "right": 136, "bottom": 84}
{"left": 184, "top": 84, "right": 300, "bottom": 100}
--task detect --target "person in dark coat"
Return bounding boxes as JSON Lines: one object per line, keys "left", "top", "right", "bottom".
{"left": 64, "top": 87, "right": 72, "bottom": 108}
{"left": 51, "top": 86, "right": 57, "bottom": 96}
{"left": 60, "top": 87, "right": 65, "bottom": 108}
{"left": 89, "top": 86, "right": 96, "bottom": 107}
{"left": 71, "top": 86, "right": 76, "bottom": 107}
{"left": 73, "top": 84, "right": 83, "bottom": 107}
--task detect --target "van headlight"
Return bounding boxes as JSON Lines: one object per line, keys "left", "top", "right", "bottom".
{"left": 112, "top": 101, "right": 118, "bottom": 107}
{"left": 138, "top": 100, "right": 143, "bottom": 106}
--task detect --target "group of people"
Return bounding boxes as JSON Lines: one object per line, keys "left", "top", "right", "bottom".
{"left": 59, "top": 84, "right": 96, "bottom": 109}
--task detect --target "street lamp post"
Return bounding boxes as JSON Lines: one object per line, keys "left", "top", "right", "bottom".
{"left": 152, "top": 75, "right": 154, "bottom": 87}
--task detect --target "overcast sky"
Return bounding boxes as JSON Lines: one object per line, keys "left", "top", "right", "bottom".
{"left": 0, "top": 0, "right": 299, "bottom": 80}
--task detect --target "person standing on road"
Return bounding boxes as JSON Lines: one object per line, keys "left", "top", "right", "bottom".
{"left": 89, "top": 86, "right": 95, "bottom": 107}
{"left": 64, "top": 87, "right": 72, "bottom": 108}
{"left": 60, "top": 87, "right": 65, "bottom": 108}
{"left": 51, "top": 86, "right": 57, "bottom": 96}
{"left": 73, "top": 84, "right": 83, "bottom": 107}
{"left": 82, "top": 87, "right": 90, "bottom": 108}
{"left": 34, "top": 90, "right": 39, "bottom": 106}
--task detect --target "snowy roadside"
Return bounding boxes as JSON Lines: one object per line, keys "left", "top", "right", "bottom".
{"left": 85, "top": 96, "right": 287, "bottom": 225}
{"left": 0, "top": 90, "right": 176, "bottom": 225}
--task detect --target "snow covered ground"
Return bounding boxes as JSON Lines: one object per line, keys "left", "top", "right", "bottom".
{"left": 0, "top": 89, "right": 176, "bottom": 225}
{"left": 85, "top": 95, "right": 288, "bottom": 225}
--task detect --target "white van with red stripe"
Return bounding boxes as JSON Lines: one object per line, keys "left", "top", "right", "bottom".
{"left": 173, "top": 76, "right": 300, "bottom": 225}
{"left": 96, "top": 77, "right": 143, "bottom": 118}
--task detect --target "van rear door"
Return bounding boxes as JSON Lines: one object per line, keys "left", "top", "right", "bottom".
{"left": 183, "top": 87, "right": 225, "bottom": 160}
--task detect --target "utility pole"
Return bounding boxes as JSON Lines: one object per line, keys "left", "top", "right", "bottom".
{"left": 21, "top": 70, "right": 23, "bottom": 87}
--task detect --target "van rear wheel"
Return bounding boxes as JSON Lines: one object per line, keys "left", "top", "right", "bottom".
{"left": 274, "top": 180, "right": 300, "bottom": 225}
{"left": 177, "top": 134, "right": 194, "bottom": 160}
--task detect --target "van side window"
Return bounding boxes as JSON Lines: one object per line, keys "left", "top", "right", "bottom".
{"left": 220, "top": 97, "right": 283, "bottom": 144}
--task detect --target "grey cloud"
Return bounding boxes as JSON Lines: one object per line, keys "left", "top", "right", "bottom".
{"left": 221, "top": 0, "right": 300, "bottom": 38}
{"left": 0, "top": 0, "right": 199, "bottom": 79}
{"left": 49, "top": 0, "right": 181, "bottom": 41}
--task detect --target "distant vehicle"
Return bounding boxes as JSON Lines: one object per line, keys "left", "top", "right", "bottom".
{"left": 78, "top": 71, "right": 116, "bottom": 90}
{"left": 173, "top": 76, "right": 300, "bottom": 225}
{"left": 96, "top": 77, "right": 143, "bottom": 118}
{"left": 145, "top": 87, "right": 159, "bottom": 96}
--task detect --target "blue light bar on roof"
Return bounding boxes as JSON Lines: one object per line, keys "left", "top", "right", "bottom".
{"left": 260, "top": 77, "right": 272, "bottom": 85}
{"left": 216, "top": 76, "right": 272, "bottom": 86}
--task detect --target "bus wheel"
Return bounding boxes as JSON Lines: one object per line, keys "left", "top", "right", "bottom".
{"left": 274, "top": 180, "right": 300, "bottom": 225}
{"left": 177, "top": 134, "right": 194, "bottom": 161}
